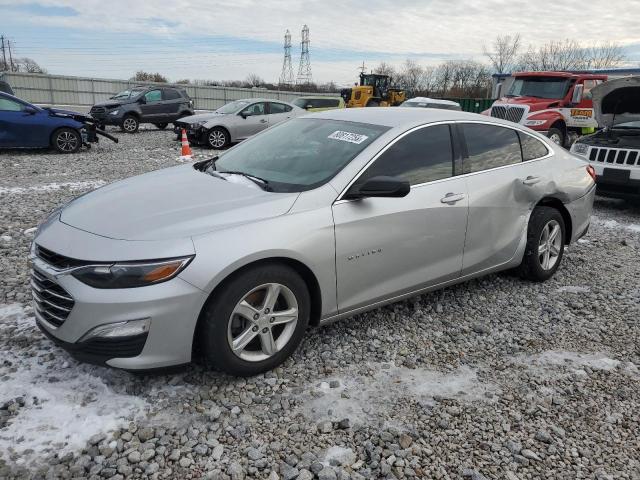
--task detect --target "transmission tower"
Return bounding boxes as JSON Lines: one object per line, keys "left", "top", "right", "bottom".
{"left": 296, "top": 25, "right": 312, "bottom": 85}
{"left": 278, "top": 30, "right": 294, "bottom": 86}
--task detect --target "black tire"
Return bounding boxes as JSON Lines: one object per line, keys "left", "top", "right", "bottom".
{"left": 52, "top": 128, "right": 82, "bottom": 154}
{"left": 366, "top": 99, "right": 380, "bottom": 107}
{"left": 120, "top": 114, "right": 139, "bottom": 133}
{"left": 198, "top": 264, "right": 310, "bottom": 376}
{"left": 517, "top": 206, "right": 566, "bottom": 282}
{"left": 206, "top": 127, "right": 230, "bottom": 149}
{"left": 154, "top": 123, "right": 168, "bottom": 130}
{"left": 547, "top": 127, "right": 565, "bottom": 147}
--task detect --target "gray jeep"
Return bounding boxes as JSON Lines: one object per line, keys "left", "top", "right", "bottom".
{"left": 90, "top": 85, "right": 194, "bottom": 133}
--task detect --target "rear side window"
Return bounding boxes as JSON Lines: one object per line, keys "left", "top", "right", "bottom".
{"left": 269, "top": 102, "right": 292, "bottom": 114}
{"left": 163, "top": 89, "right": 181, "bottom": 100}
{"left": 519, "top": 132, "right": 549, "bottom": 161}
{"left": 463, "top": 123, "right": 522, "bottom": 173}
{"left": 356, "top": 124, "right": 454, "bottom": 186}
{"left": 144, "top": 90, "right": 162, "bottom": 102}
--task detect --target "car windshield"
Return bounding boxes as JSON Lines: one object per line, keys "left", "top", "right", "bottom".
{"left": 112, "top": 88, "right": 145, "bottom": 99}
{"left": 508, "top": 77, "right": 570, "bottom": 99}
{"left": 216, "top": 100, "right": 251, "bottom": 114}
{"left": 292, "top": 98, "right": 307, "bottom": 108}
{"left": 211, "top": 118, "right": 390, "bottom": 192}
{"left": 614, "top": 121, "right": 640, "bottom": 129}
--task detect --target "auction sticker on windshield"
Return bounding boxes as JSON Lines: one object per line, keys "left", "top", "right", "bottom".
{"left": 328, "top": 131, "right": 369, "bottom": 144}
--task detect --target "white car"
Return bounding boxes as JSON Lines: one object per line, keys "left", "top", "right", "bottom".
{"left": 401, "top": 97, "right": 462, "bottom": 110}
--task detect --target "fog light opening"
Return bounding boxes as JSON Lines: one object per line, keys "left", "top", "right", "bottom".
{"left": 79, "top": 318, "right": 150, "bottom": 342}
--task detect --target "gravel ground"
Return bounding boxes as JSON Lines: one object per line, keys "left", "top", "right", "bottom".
{"left": 0, "top": 129, "right": 639, "bottom": 480}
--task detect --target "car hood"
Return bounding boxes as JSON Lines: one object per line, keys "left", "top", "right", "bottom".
{"left": 592, "top": 76, "right": 640, "bottom": 127}
{"left": 59, "top": 165, "right": 299, "bottom": 241}
{"left": 496, "top": 96, "right": 563, "bottom": 112}
{"left": 179, "top": 112, "right": 229, "bottom": 124}
{"left": 93, "top": 98, "right": 136, "bottom": 108}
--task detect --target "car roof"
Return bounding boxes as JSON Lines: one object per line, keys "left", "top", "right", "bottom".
{"left": 306, "top": 107, "right": 515, "bottom": 129}
{"left": 232, "top": 98, "right": 295, "bottom": 104}
{"left": 296, "top": 95, "right": 342, "bottom": 100}
{"left": 404, "top": 97, "right": 460, "bottom": 106}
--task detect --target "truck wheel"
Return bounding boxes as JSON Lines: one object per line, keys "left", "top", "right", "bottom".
{"left": 121, "top": 115, "right": 139, "bottom": 133}
{"left": 548, "top": 128, "right": 565, "bottom": 147}
{"left": 154, "top": 123, "right": 168, "bottom": 130}
{"left": 517, "top": 206, "right": 565, "bottom": 282}
{"left": 52, "top": 128, "right": 82, "bottom": 154}
{"left": 197, "top": 264, "right": 310, "bottom": 376}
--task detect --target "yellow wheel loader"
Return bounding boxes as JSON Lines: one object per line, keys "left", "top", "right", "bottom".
{"left": 340, "top": 73, "right": 406, "bottom": 108}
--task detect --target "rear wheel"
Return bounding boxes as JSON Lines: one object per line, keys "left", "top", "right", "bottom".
{"left": 517, "top": 206, "right": 565, "bottom": 282}
{"left": 548, "top": 127, "right": 565, "bottom": 147}
{"left": 121, "top": 115, "right": 139, "bottom": 133}
{"left": 154, "top": 123, "right": 168, "bottom": 130}
{"left": 206, "top": 127, "right": 230, "bottom": 149}
{"left": 52, "top": 128, "right": 82, "bottom": 154}
{"left": 198, "top": 264, "right": 310, "bottom": 376}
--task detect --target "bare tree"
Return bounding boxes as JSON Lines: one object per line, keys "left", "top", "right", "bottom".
{"left": 516, "top": 39, "right": 626, "bottom": 71}
{"left": 374, "top": 62, "right": 397, "bottom": 77}
{"left": 396, "top": 59, "right": 426, "bottom": 95}
{"left": 245, "top": 73, "right": 264, "bottom": 87}
{"left": 131, "top": 71, "right": 168, "bottom": 83}
{"left": 14, "top": 57, "right": 47, "bottom": 73}
{"left": 585, "top": 41, "right": 626, "bottom": 69}
{"left": 483, "top": 34, "right": 521, "bottom": 74}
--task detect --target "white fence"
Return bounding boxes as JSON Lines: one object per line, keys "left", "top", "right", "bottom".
{"left": 0, "top": 71, "right": 335, "bottom": 110}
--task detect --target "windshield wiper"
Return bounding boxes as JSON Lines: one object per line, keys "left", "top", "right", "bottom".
{"left": 217, "top": 170, "right": 272, "bottom": 191}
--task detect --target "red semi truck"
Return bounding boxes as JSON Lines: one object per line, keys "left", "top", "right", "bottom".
{"left": 486, "top": 71, "right": 607, "bottom": 147}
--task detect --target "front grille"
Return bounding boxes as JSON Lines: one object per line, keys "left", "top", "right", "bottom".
{"left": 588, "top": 147, "right": 640, "bottom": 167}
{"left": 35, "top": 244, "right": 87, "bottom": 270}
{"left": 90, "top": 106, "right": 106, "bottom": 114}
{"left": 31, "top": 268, "right": 75, "bottom": 327}
{"left": 490, "top": 105, "right": 526, "bottom": 123}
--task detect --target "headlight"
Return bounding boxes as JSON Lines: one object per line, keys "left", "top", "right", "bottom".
{"left": 72, "top": 256, "right": 193, "bottom": 289}
{"left": 524, "top": 119, "right": 547, "bottom": 126}
{"left": 571, "top": 142, "right": 589, "bottom": 156}
{"left": 109, "top": 110, "right": 120, "bottom": 115}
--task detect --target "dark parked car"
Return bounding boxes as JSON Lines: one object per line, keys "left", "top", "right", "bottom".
{"left": 0, "top": 91, "right": 113, "bottom": 153}
{"left": 90, "top": 85, "right": 194, "bottom": 133}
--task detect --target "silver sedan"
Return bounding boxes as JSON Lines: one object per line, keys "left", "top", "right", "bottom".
{"left": 31, "top": 108, "right": 596, "bottom": 376}
{"left": 174, "top": 98, "right": 305, "bottom": 148}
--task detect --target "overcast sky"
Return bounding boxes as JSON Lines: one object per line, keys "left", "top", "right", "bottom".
{"left": 2, "top": 0, "right": 640, "bottom": 85}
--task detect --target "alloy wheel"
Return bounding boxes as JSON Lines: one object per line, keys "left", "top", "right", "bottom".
{"left": 208, "top": 130, "right": 227, "bottom": 148}
{"left": 56, "top": 131, "right": 79, "bottom": 152}
{"left": 538, "top": 219, "right": 562, "bottom": 270}
{"left": 123, "top": 118, "right": 137, "bottom": 132}
{"left": 549, "top": 133, "right": 562, "bottom": 145}
{"left": 227, "top": 283, "right": 298, "bottom": 362}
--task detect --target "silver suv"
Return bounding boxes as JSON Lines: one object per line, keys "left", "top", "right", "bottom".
{"left": 31, "top": 108, "right": 595, "bottom": 376}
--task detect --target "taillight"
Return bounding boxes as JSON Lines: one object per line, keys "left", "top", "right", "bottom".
{"left": 586, "top": 165, "right": 596, "bottom": 181}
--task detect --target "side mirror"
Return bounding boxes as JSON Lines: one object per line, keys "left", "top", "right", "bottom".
{"left": 240, "top": 111, "right": 250, "bottom": 119}
{"left": 344, "top": 175, "right": 410, "bottom": 200}
{"left": 571, "top": 84, "right": 584, "bottom": 104}
{"left": 23, "top": 106, "right": 37, "bottom": 115}
{"left": 138, "top": 96, "right": 147, "bottom": 104}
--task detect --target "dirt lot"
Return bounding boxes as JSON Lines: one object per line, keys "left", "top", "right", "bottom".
{"left": 0, "top": 129, "right": 639, "bottom": 480}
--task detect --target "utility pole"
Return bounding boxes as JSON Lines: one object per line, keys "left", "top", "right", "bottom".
{"left": 358, "top": 61, "right": 366, "bottom": 74}
{"left": 7, "top": 39, "right": 14, "bottom": 72}
{"left": 0, "top": 36, "right": 7, "bottom": 71}
{"left": 296, "top": 25, "right": 312, "bottom": 85}
{"left": 279, "top": 30, "right": 294, "bottom": 87}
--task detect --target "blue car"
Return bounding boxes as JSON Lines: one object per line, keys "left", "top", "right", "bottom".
{"left": 0, "top": 92, "right": 98, "bottom": 153}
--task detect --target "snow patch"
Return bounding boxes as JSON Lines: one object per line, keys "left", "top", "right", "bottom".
{"left": 0, "top": 180, "right": 106, "bottom": 195}
{"left": 0, "top": 304, "right": 147, "bottom": 466}
{"left": 300, "top": 363, "right": 497, "bottom": 425}
{"left": 23, "top": 227, "right": 37, "bottom": 236}
{"left": 518, "top": 350, "right": 622, "bottom": 372}
{"left": 324, "top": 446, "right": 356, "bottom": 466}
{"left": 594, "top": 217, "right": 640, "bottom": 234}
{"left": 557, "top": 286, "right": 591, "bottom": 294}
{"left": 1, "top": 235, "right": 11, "bottom": 242}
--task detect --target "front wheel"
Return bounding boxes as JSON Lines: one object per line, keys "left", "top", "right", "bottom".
{"left": 517, "top": 206, "right": 565, "bottom": 282}
{"left": 547, "top": 127, "right": 565, "bottom": 147}
{"left": 121, "top": 115, "right": 139, "bottom": 133}
{"left": 206, "top": 127, "right": 230, "bottom": 149}
{"left": 198, "top": 264, "right": 310, "bottom": 376}
{"left": 52, "top": 128, "right": 82, "bottom": 153}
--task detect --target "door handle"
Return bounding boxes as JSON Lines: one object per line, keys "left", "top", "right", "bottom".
{"left": 522, "top": 176, "right": 541, "bottom": 186}
{"left": 440, "top": 192, "right": 466, "bottom": 204}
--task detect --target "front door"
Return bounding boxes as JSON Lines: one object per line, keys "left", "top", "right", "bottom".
{"left": 139, "top": 89, "right": 164, "bottom": 122}
{"left": 459, "top": 122, "right": 552, "bottom": 275}
{"left": 236, "top": 102, "right": 268, "bottom": 139}
{"left": 333, "top": 124, "right": 468, "bottom": 313}
{"left": 0, "top": 97, "right": 49, "bottom": 147}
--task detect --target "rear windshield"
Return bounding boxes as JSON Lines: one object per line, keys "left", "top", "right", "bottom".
{"left": 212, "top": 118, "right": 390, "bottom": 192}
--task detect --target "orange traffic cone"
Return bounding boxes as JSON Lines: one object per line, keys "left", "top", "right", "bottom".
{"left": 179, "top": 129, "right": 193, "bottom": 161}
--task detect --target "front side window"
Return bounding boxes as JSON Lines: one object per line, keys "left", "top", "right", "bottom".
{"left": 144, "top": 90, "right": 162, "bottom": 102}
{"left": 212, "top": 118, "right": 389, "bottom": 192}
{"left": 355, "top": 124, "right": 454, "bottom": 187}
{"left": 519, "top": 132, "right": 549, "bottom": 161}
{"left": 241, "top": 102, "right": 266, "bottom": 116}
{"left": 463, "top": 123, "right": 522, "bottom": 172}
{"left": 0, "top": 97, "right": 24, "bottom": 111}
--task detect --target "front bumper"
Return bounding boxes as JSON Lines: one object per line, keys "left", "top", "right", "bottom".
{"left": 590, "top": 163, "right": 640, "bottom": 199}
{"left": 174, "top": 123, "right": 206, "bottom": 143}
{"left": 89, "top": 110, "right": 124, "bottom": 126}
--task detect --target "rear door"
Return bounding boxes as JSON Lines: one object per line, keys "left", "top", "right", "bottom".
{"left": 459, "top": 122, "right": 552, "bottom": 275}
{"left": 333, "top": 123, "right": 469, "bottom": 312}
{"left": 267, "top": 102, "right": 294, "bottom": 126}
{"left": 161, "top": 88, "right": 182, "bottom": 121}
{"left": 139, "top": 89, "right": 164, "bottom": 122}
